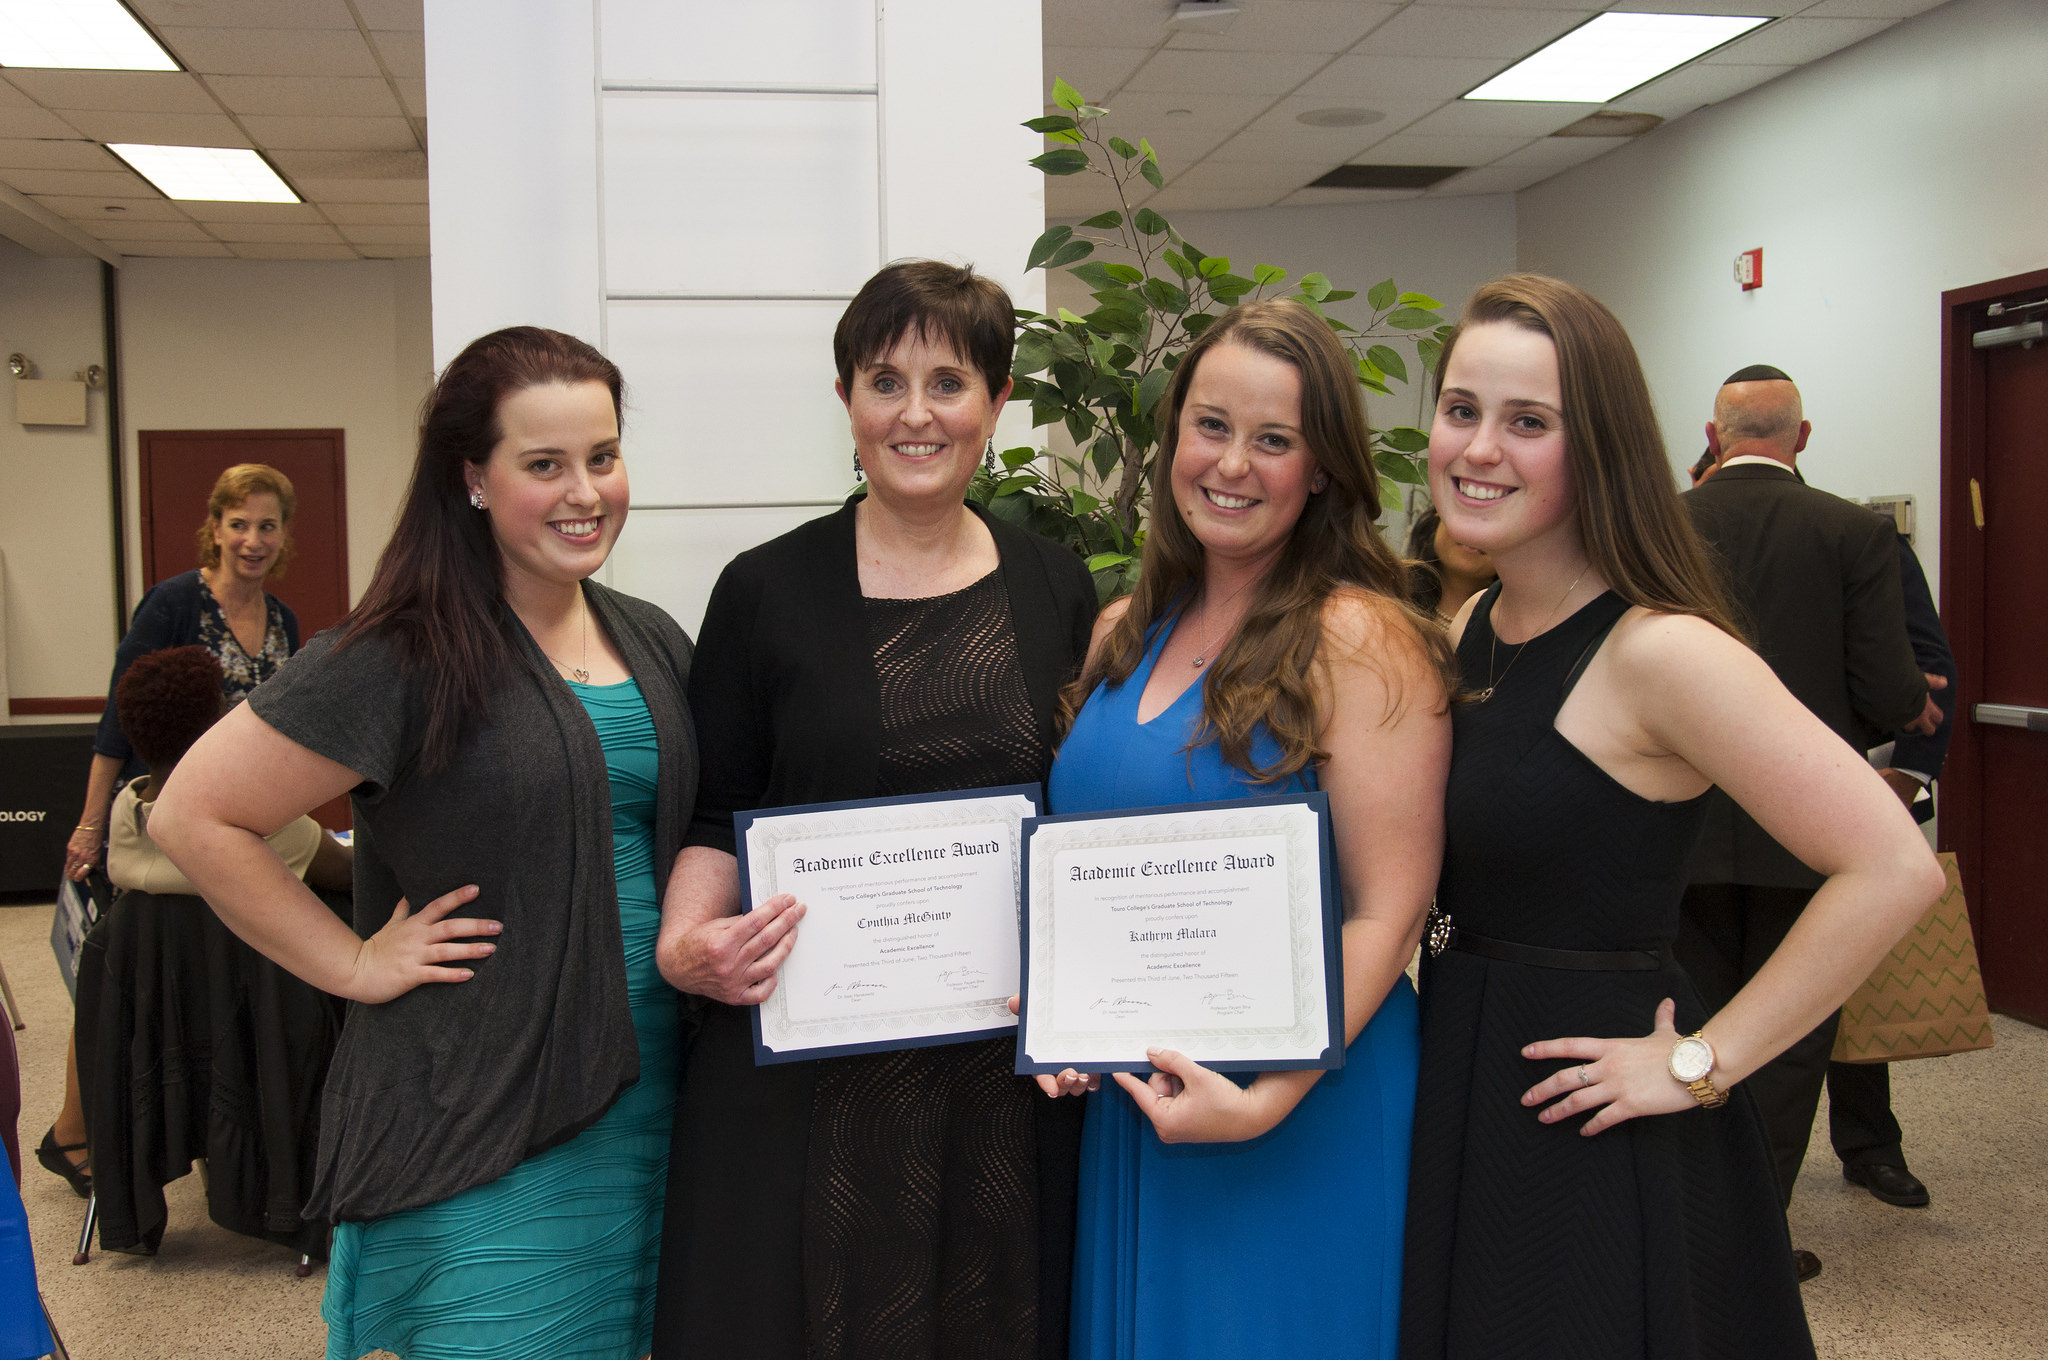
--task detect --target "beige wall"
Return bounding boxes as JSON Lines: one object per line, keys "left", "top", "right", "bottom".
{"left": 0, "top": 249, "right": 431, "bottom": 718}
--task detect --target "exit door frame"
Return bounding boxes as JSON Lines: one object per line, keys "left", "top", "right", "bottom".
{"left": 1937, "top": 265, "right": 2048, "bottom": 947}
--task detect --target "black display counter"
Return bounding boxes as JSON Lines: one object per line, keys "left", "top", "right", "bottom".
{"left": 0, "top": 723, "right": 96, "bottom": 896}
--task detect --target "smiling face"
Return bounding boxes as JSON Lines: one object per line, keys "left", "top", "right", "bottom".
{"left": 210, "top": 492, "right": 286, "bottom": 584}
{"left": 1427, "top": 321, "right": 1578, "bottom": 562}
{"left": 463, "top": 380, "right": 627, "bottom": 594}
{"left": 1169, "top": 341, "right": 1324, "bottom": 570}
{"left": 839, "top": 329, "right": 1011, "bottom": 512}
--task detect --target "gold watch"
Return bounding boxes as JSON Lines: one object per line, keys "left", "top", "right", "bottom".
{"left": 1667, "top": 1031, "right": 1727, "bottom": 1108}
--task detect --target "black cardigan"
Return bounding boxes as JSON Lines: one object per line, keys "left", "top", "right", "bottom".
{"left": 95, "top": 569, "right": 302, "bottom": 770}
{"left": 250, "top": 582, "right": 696, "bottom": 1221}
{"left": 685, "top": 497, "right": 1098, "bottom": 854}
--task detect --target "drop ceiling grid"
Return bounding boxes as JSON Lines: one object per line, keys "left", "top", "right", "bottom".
{"left": 0, "top": 0, "right": 428, "bottom": 258}
{"left": 1040, "top": 0, "right": 1941, "bottom": 214}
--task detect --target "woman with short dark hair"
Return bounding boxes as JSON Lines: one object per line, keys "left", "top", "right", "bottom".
{"left": 152, "top": 326, "right": 697, "bottom": 1360}
{"left": 650, "top": 260, "right": 1098, "bottom": 1359}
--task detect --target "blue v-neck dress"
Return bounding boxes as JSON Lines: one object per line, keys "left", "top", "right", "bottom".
{"left": 1051, "top": 616, "right": 1420, "bottom": 1360}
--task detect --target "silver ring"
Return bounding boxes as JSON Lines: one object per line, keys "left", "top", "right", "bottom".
{"left": 1577, "top": 1065, "right": 1592, "bottom": 1088}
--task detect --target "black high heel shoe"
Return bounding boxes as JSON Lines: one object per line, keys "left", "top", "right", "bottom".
{"left": 36, "top": 1127, "right": 92, "bottom": 1198}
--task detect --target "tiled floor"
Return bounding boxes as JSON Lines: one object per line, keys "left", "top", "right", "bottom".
{"left": 6, "top": 899, "right": 2043, "bottom": 1358}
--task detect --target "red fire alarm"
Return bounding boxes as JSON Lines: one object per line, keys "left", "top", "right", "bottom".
{"left": 1735, "top": 248, "right": 1763, "bottom": 291}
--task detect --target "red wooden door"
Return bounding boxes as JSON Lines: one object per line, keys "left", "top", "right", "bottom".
{"left": 138, "top": 429, "right": 350, "bottom": 640}
{"left": 1940, "top": 271, "right": 2048, "bottom": 1027}
{"left": 138, "top": 429, "right": 351, "bottom": 830}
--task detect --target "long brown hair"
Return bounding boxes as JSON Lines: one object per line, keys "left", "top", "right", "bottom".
{"left": 1062, "top": 300, "right": 1456, "bottom": 783}
{"left": 339, "top": 326, "right": 625, "bottom": 770}
{"left": 1437, "top": 275, "right": 1743, "bottom": 638}
{"left": 195, "top": 462, "right": 296, "bottom": 578}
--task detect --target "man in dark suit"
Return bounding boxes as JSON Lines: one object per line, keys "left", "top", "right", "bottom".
{"left": 1826, "top": 531, "right": 1956, "bottom": 1208}
{"left": 1679, "top": 365, "right": 1932, "bottom": 1283}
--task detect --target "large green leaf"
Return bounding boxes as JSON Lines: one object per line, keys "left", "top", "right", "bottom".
{"left": 1252, "top": 263, "right": 1288, "bottom": 287}
{"left": 1012, "top": 332, "right": 1055, "bottom": 375}
{"left": 1023, "top": 114, "right": 1078, "bottom": 135}
{"left": 1029, "top": 148, "right": 1090, "bottom": 176}
{"left": 1001, "top": 446, "right": 1038, "bottom": 470}
{"left": 1182, "top": 311, "right": 1218, "bottom": 336}
{"left": 1133, "top": 207, "right": 1170, "bottom": 236}
{"left": 1135, "top": 366, "right": 1172, "bottom": 418}
{"left": 1380, "top": 425, "right": 1431, "bottom": 453}
{"left": 1416, "top": 337, "right": 1443, "bottom": 373}
{"left": 1162, "top": 248, "right": 1195, "bottom": 279}
{"left": 1197, "top": 255, "right": 1231, "bottom": 279}
{"left": 1140, "top": 159, "right": 1164, "bottom": 190}
{"left": 1108, "top": 136, "right": 1140, "bottom": 159}
{"left": 1030, "top": 389, "right": 1066, "bottom": 428}
{"left": 1141, "top": 277, "right": 1189, "bottom": 311}
{"left": 1207, "top": 273, "right": 1255, "bottom": 302}
{"left": 1086, "top": 298, "right": 1148, "bottom": 337}
{"left": 1044, "top": 239, "right": 1095, "bottom": 268}
{"left": 1051, "top": 77, "right": 1084, "bottom": 112}
{"left": 1064, "top": 408, "right": 1094, "bottom": 445}
{"left": 1367, "top": 344, "right": 1407, "bottom": 384}
{"left": 1025, "top": 225, "right": 1073, "bottom": 270}
{"left": 1090, "top": 434, "right": 1122, "bottom": 480}
{"left": 1374, "top": 448, "right": 1427, "bottom": 484}
{"left": 1396, "top": 291, "right": 1443, "bottom": 309}
{"left": 1069, "top": 261, "right": 1124, "bottom": 291}
{"left": 1078, "top": 210, "right": 1122, "bottom": 229}
{"left": 1322, "top": 289, "right": 1357, "bottom": 303}
{"left": 1388, "top": 307, "right": 1439, "bottom": 330}
{"left": 1298, "top": 272, "right": 1333, "bottom": 302}
{"left": 993, "top": 473, "right": 1038, "bottom": 495}
{"left": 1085, "top": 551, "right": 1133, "bottom": 573}
{"left": 1366, "top": 278, "right": 1397, "bottom": 311}
{"left": 1102, "top": 262, "right": 1145, "bottom": 285}
{"left": 1070, "top": 490, "right": 1101, "bottom": 513}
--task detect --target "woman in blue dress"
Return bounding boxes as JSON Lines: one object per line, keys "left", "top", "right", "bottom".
{"left": 153, "top": 327, "right": 696, "bottom": 1359}
{"left": 1048, "top": 299, "right": 1457, "bottom": 1359}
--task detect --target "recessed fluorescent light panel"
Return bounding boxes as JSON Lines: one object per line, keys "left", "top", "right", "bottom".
{"left": 0, "top": 0, "right": 178, "bottom": 71}
{"left": 1465, "top": 12, "right": 1770, "bottom": 105}
{"left": 107, "top": 144, "right": 300, "bottom": 203}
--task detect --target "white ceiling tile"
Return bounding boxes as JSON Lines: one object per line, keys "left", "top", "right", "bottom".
{"left": 1123, "top": 49, "right": 1327, "bottom": 97}
{"left": 204, "top": 74, "right": 401, "bottom": 117}
{"left": 1488, "top": 135, "right": 1633, "bottom": 170}
{"left": 1091, "top": 89, "right": 1273, "bottom": 133}
{"left": 230, "top": 241, "right": 361, "bottom": 258}
{"left": 1350, "top": 133, "right": 1534, "bottom": 166}
{"left": 1798, "top": 0, "right": 1945, "bottom": 15}
{"left": 1295, "top": 54, "right": 1508, "bottom": 103}
{"left": 181, "top": 200, "right": 323, "bottom": 223}
{"left": 1143, "top": 183, "right": 1290, "bottom": 212}
{"left": 0, "top": 106, "right": 100, "bottom": 137}
{"left": 32, "top": 194, "right": 191, "bottom": 222}
{"left": 1167, "top": 3, "right": 1400, "bottom": 54}
{"left": 0, "top": 139, "right": 118, "bottom": 171}
{"left": 321, "top": 201, "right": 425, "bottom": 224}
{"left": 1356, "top": 7, "right": 1593, "bottom": 60}
{"left": 53, "top": 110, "right": 250, "bottom": 146}
{"left": 0, "top": 78, "right": 37, "bottom": 109}
{"left": 1205, "top": 128, "right": 1379, "bottom": 165}
{"left": 104, "top": 238, "right": 234, "bottom": 257}
{"left": 1164, "top": 160, "right": 1329, "bottom": 195}
{"left": 339, "top": 223, "right": 428, "bottom": 245}
{"left": 269, "top": 148, "right": 425, "bottom": 180}
{"left": 0, "top": 167, "right": 159, "bottom": 197}
{"left": 1042, "top": 0, "right": 1174, "bottom": 52}
{"left": 1, "top": 71, "right": 217, "bottom": 114}
{"left": 1273, "top": 186, "right": 1425, "bottom": 207}
{"left": 199, "top": 221, "right": 343, "bottom": 243}
{"left": 351, "top": 0, "right": 424, "bottom": 29}
{"left": 156, "top": 26, "right": 381, "bottom": 76}
{"left": 1044, "top": 172, "right": 1139, "bottom": 220}
{"left": 1612, "top": 63, "right": 1793, "bottom": 119}
{"left": 131, "top": 0, "right": 355, "bottom": 27}
{"left": 73, "top": 218, "right": 211, "bottom": 242}
{"left": 291, "top": 176, "right": 427, "bottom": 203}
{"left": 369, "top": 30, "right": 426, "bottom": 78}
{"left": 1044, "top": 46, "right": 1152, "bottom": 102}
{"left": 238, "top": 115, "right": 418, "bottom": 151}
{"left": 1426, "top": 164, "right": 1552, "bottom": 195}
{"left": 392, "top": 77, "right": 426, "bottom": 119}
{"left": 1704, "top": 17, "right": 1895, "bottom": 64}
{"left": 1400, "top": 99, "right": 1599, "bottom": 136}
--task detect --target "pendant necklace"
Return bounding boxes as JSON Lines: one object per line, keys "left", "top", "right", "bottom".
{"left": 1187, "top": 579, "right": 1256, "bottom": 670}
{"left": 1477, "top": 564, "right": 1591, "bottom": 702}
{"left": 542, "top": 596, "right": 592, "bottom": 684}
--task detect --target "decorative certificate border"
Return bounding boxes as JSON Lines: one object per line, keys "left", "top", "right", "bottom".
{"left": 736, "top": 783, "right": 1042, "bottom": 1065}
{"left": 1015, "top": 792, "right": 1343, "bottom": 1074}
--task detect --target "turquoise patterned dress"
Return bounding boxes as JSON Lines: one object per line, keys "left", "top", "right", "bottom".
{"left": 322, "top": 679, "right": 680, "bottom": 1360}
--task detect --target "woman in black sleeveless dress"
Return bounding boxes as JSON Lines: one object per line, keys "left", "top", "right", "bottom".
{"left": 1400, "top": 276, "right": 1943, "bottom": 1359}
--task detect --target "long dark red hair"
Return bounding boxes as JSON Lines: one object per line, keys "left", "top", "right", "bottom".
{"left": 340, "top": 326, "right": 624, "bottom": 770}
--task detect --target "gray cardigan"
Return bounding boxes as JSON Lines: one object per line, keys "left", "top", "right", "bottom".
{"left": 249, "top": 582, "right": 696, "bottom": 1222}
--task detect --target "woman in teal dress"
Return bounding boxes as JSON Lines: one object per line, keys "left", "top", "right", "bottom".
{"left": 1046, "top": 300, "right": 1456, "bottom": 1359}
{"left": 153, "top": 328, "right": 697, "bottom": 1360}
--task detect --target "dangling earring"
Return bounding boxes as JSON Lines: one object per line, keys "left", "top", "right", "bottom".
{"left": 983, "top": 437, "right": 998, "bottom": 474}
{"left": 852, "top": 447, "right": 865, "bottom": 481}
{"left": 469, "top": 489, "right": 486, "bottom": 509}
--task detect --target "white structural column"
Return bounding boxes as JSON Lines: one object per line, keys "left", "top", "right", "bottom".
{"left": 426, "top": 0, "right": 1045, "bottom": 636}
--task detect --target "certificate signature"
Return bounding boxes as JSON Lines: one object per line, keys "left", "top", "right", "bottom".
{"left": 1089, "top": 994, "right": 1153, "bottom": 1019}
{"left": 1200, "top": 988, "right": 1259, "bottom": 1016}
{"left": 937, "top": 965, "right": 989, "bottom": 992}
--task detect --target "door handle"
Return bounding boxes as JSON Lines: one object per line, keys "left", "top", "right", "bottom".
{"left": 1974, "top": 703, "right": 2048, "bottom": 731}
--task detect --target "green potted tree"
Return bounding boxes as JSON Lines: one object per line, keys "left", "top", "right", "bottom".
{"left": 973, "top": 79, "right": 1453, "bottom": 603}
